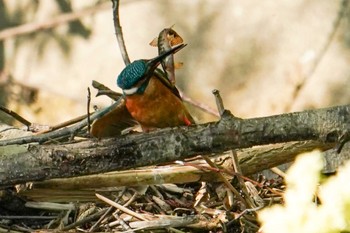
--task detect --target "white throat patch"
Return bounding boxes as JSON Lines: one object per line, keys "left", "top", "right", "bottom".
{"left": 123, "top": 87, "right": 138, "bottom": 95}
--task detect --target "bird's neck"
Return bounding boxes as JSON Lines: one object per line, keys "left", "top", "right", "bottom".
{"left": 123, "top": 77, "right": 150, "bottom": 95}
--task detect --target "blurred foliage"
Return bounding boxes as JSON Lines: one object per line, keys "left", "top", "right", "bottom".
{"left": 56, "top": 0, "right": 91, "bottom": 38}
{"left": 0, "top": 0, "right": 95, "bottom": 124}
{"left": 259, "top": 150, "right": 350, "bottom": 233}
{"left": 156, "top": 1, "right": 220, "bottom": 93}
{"left": 12, "top": 0, "right": 92, "bottom": 60}
{"left": 0, "top": 0, "right": 11, "bottom": 123}
{"left": 341, "top": 0, "right": 350, "bottom": 47}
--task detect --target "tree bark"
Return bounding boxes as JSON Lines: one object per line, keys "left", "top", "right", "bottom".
{"left": 0, "top": 105, "right": 348, "bottom": 186}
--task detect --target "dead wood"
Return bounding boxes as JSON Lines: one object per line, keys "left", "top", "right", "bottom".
{"left": 0, "top": 105, "right": 348, "bottom": 186}
{"left": 17, "top": 140, "right": 332, "bottom": 202}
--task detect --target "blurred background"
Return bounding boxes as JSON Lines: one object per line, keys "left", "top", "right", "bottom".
{"left": 0, "top": 0, "right": 349, "bottom": 127}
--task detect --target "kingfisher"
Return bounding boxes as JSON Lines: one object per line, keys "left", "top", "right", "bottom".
{"left": 90, "top": 44, "right": 194, "bottom": 138}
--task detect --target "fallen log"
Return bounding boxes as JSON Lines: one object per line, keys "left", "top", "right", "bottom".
{"left": 0, "top": 105, "right": 348, "bottom": 186}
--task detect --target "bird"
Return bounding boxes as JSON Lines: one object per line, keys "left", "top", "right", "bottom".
{"left": 89, "top": 97, "right": 137, "bottom": 138}
{"left": 90, "top": 44, "right": 194, "bottom": 138}
{"left": 117, "top": 43, "right": 194, "bottom": 131}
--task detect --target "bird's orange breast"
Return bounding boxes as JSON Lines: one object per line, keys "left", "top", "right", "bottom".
{"left": 125, "top": 77, "right": 193, "bottom": 129}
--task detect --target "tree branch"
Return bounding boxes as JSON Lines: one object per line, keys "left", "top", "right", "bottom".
{"left": 286, "top": 0, "right": 348, "bottom": 111}
{"left": 0, "top": 105, "right": 348, "bottom": 186}
{"left": 0, "top": 2, "right": 110, "bottom": 41}
{"left": 111, "top": 0, "right": 130, "bottom": 65}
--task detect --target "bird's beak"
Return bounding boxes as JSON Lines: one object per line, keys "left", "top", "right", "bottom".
{"left": 146, "top": 43, "right": 187, "bottom": 70}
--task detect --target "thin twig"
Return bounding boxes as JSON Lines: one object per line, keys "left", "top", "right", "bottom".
{"left": 201, "top": 156, "right": 250, "bottom": 208}
{"left": 0, "top": 2, "right": 110, "bottom": 41}
{"left": 306, "top": 0, "right": 348, "bottom": 79}
{"left": 230, "top": 150, "right": 242, "bottom": 174}
{"left": 270, "top": 167, "right": 286, "bottom": 178}
{"left": 92, "top": 80, "right": 123, "bottom": 100}
{"left": 232, "top": 205, "right": 264, "bottom": 221}
{"left": 89, "top": 187, "right": 126, "bottom": 232}
{"left": 234, "top": 173, "right": 284, "bottom": 196}
{"left": 229, "top": 150, "right": 257, "bottom": 209}
{"left": 35, "top": 113, "right": 89, "bottom": 135}
{"left": 87, "top": 87, "right": 91, "bottom": 135}
{"left": 101, "top": 191, "right": 187, "bottom": 232}
{"left": 0, "top": 215, "right": 58, "bottom": 220}
{"left": 288, "top": 0, "right": 348, "bottom": 111}
{"left": 212, "top": 89, "right": 225, "bottom": 116}
{"left": 61, "top": 208, "right": 108, "bottom": 231}
{"left": 175, "top": 160, "right": 221, "bottom": 173}
{"left": 0, "top": 105, "right": 31, "bottom": 127}
{"left": 111, "top": 0, "right": 131, "bottom": 65}
{"left": 0, "top": 99, "right": 122, "bottom": 146}
{"left": 178, "top": 89, "right": 219, "bottom": 117}
{"left": 113, "top": 212, "right": 133, "bottom": 231}
{"left": 96, "top": 193, "right": 148, "bottom": 221}
{"left": 179, "top": 159, "right": 283, "bottom": 196}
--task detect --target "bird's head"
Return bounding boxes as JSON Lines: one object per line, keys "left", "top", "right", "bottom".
{"left": 117, "top": 44, "right": 186, "bottom": 95}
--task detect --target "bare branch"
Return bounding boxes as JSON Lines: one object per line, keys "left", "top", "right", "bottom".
{"left": 87, "top": 87, "right": 92, "bottom": 134}
{"left": 111, "top": 0, "right": 130, "bottom": 65}
{"left": 287, "top": 0, "right": 348, "bottom": 110}
{"left": 0, "top": 2, "right": 110, "bottom": 41}
{"left": 0, "top": 104, "right": 348, "bottom": 186}
{"left": 178, "top": 89, "right": 219, "bottom": 117}
{"left": 212, "top": 89, "right": 225, "bottom": 116}
{"left": 0, "top": 100, "right": 122, "bottom": 145}
{"left": 0, "top": 105, "right": 31, "bottom": 127}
